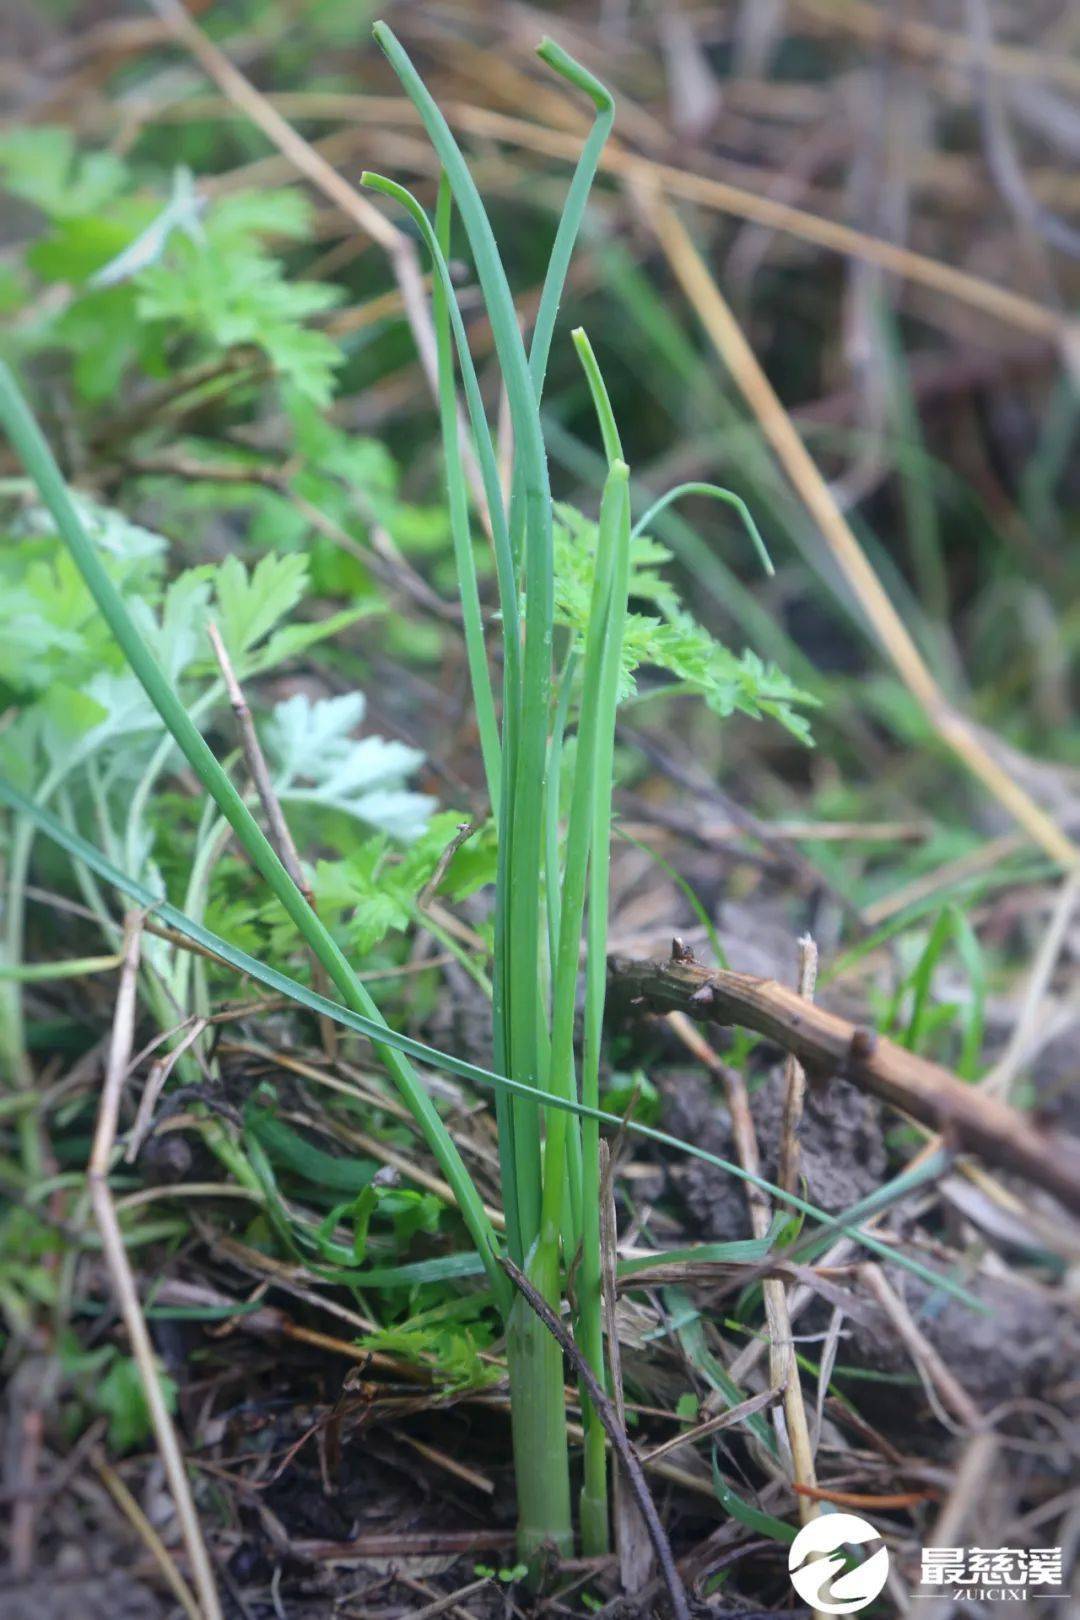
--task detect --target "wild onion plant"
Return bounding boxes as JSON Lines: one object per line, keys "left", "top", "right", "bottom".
{"left": 0, "top": 23, "right": 761, "bottom": 1560}
{"left": 360, "top": 25, "right": 642, "bottom": 1553}
{"left": 0, "top": 21, "right": 957, "bottom": 1564}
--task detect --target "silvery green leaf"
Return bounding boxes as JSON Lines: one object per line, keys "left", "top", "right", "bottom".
{"left": 17, "top": 493, "right": 168, "bottom": 562}
{"left": 82, "top": 671, "right": 161, "bottom": 742}
{"left": 325, "top": 788, "right": 433, "bottom": 842}
{"left": 263, "top": 692, "right": 434, "bottom": 839}
{"left": 262, "top": 692, "right": 366, "bottom": 787}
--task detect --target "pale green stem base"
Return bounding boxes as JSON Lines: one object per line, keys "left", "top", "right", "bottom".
{"left": 506, "top": 1240, "right": 573, "bottom": 1561}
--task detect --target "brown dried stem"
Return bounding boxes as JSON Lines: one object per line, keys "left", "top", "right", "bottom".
{"left": 206, "top": 620, "right": 336, "bottom": 1059}
{"left": 88, "top": 917, "right": 222, "bottom": 1620}
{"left": 609, "top": 949, "right": 1080, "bottom": 1215}
{"left": 778, "top": 935, "right": 818, "bottom": 1197}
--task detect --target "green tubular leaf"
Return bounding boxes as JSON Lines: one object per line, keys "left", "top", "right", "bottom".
{"left": 578, "top": 447, "right": 632, "bottom": 1552}
{"left": 528, "top": 42, "right": 614, "bottom": 399}
{"left": 372, "top": 24, "right": 553, "bottom": 1258}
{"left": 361, "top": 170, "right": 520, "bottom": 678}
{"left": 630, "top": 481, "right": 774, "bottom": 577}
{"left": 0, "top": 359, "right": 511, "bottom": 1320}
{"left": 539, "top": 463, "right": 627, "bottom": 1243}
{"left": 370, "top": 24, "right": 549, "bottom": 555}
{"left": 544, "top": 646, "right": 577, "bottom": 966}
{"left": 571, "top": 327, "right": 623, "bottom": 464}
{"left": 0, "top": 781, "right": 978, "bottom": 1310}
{"left": 432, "top": 174, "right": 500, "bottom": 811}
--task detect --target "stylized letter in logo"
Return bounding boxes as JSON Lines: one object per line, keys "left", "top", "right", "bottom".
{"left": 788, "top": 1512, "right": 890, "bottom": 1614}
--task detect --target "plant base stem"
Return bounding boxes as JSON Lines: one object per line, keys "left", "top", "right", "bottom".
{"left": 506, "top": 1240, "right": 573, "bottom": 1561}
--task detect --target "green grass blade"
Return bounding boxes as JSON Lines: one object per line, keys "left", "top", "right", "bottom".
{"left": 528, "top": 42, "right": 614, "bottom": 398}
{"left": 432, "top": 174, "right": 501, "bottom": 810}
{"left": 574, "top": 343, "right": 633, "bottom": 1551}
{"left": 539, "top": 462, "right": 628, "bottom": 1245}
{"left": 362, "top": 169, "right": 521, "bottom": 684}
{"left": 372, "top": 23, "right": 555, "bottom": 1253}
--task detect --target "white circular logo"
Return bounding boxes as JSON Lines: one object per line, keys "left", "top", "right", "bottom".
{"left": 788, "top": 1512, "right": 890, "bottom": 1614}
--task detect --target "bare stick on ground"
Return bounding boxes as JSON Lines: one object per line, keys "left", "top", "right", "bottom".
{"left": 609, "top": 947, "right": 1080, "bottom": 1214}
{"left": 778, "top": 935, "right": 818, "bottom": 1197}
{"left": 500, "top": 1257, "right": 691, "bottom": 1620}
{"left": 88, "top": 916, "right": 222, "bottom": 1620}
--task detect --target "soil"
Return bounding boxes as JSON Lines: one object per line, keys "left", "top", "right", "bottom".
{"left": 660, "top": 1065, "right": 1079, "bottom": 1413}
{"left": 662, "top": 1067, "right": 888, "bottom": 1243}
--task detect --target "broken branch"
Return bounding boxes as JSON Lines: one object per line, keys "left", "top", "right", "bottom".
{"left": 608, "top": 950, "right": 1080, "bottom": 1215}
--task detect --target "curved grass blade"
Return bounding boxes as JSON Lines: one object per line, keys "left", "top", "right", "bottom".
{"left": 433, "top": 174, "right": 500, "bottom": 810}
{"left": 361, "top": 170, "right": 520, "bottom": 679}
{"left": 630, "top": 481, "right": 774, "bottom": 577}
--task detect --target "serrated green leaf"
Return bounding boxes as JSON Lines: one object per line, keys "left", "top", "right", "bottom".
{"left": 213, "top": 552, "right": 309, "bottom": 660}
{"left": 552, "top": 503, "right": 815, "bottom": 743}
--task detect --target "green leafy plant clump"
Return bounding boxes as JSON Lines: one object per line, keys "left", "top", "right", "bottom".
{"left": 0, "top": 19, "right": 819, "bottom": 1566}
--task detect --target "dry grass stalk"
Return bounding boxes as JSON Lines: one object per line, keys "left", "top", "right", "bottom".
{"left": 859, "top": 1263, "right": 983, "bottom": 1430}
{"left": 642, "top": 1386, "right": 783, "bottom": 1464}
{"left": 94, "top": 1448, "right": 202, "bottom": 1620}
{"left": 790, "top": 0, "right": 1080, "bottom": 94}
{"left": 641, "top": 191, "right": 1077, "bottom": 873}
{"left": 152, "top": 90, "right": 1067, "bottom": 339}
{"left": 981, "top": 864, "right": 1080, "bottom": 1098}
{"left": 88, "top": 916, "right": 223, "bottom": 1620}
{"left": 918, "top": 1431, "right": 1001, "bottom": 1620}
{"left": 777, "top": 934, "right": 818, "bottom": 1197}
{"left": 207, "top": 620, "right": 337, "bottom": 1058}
{"left": 666, "top": 1012, "right": 821, "bottom": 1528}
